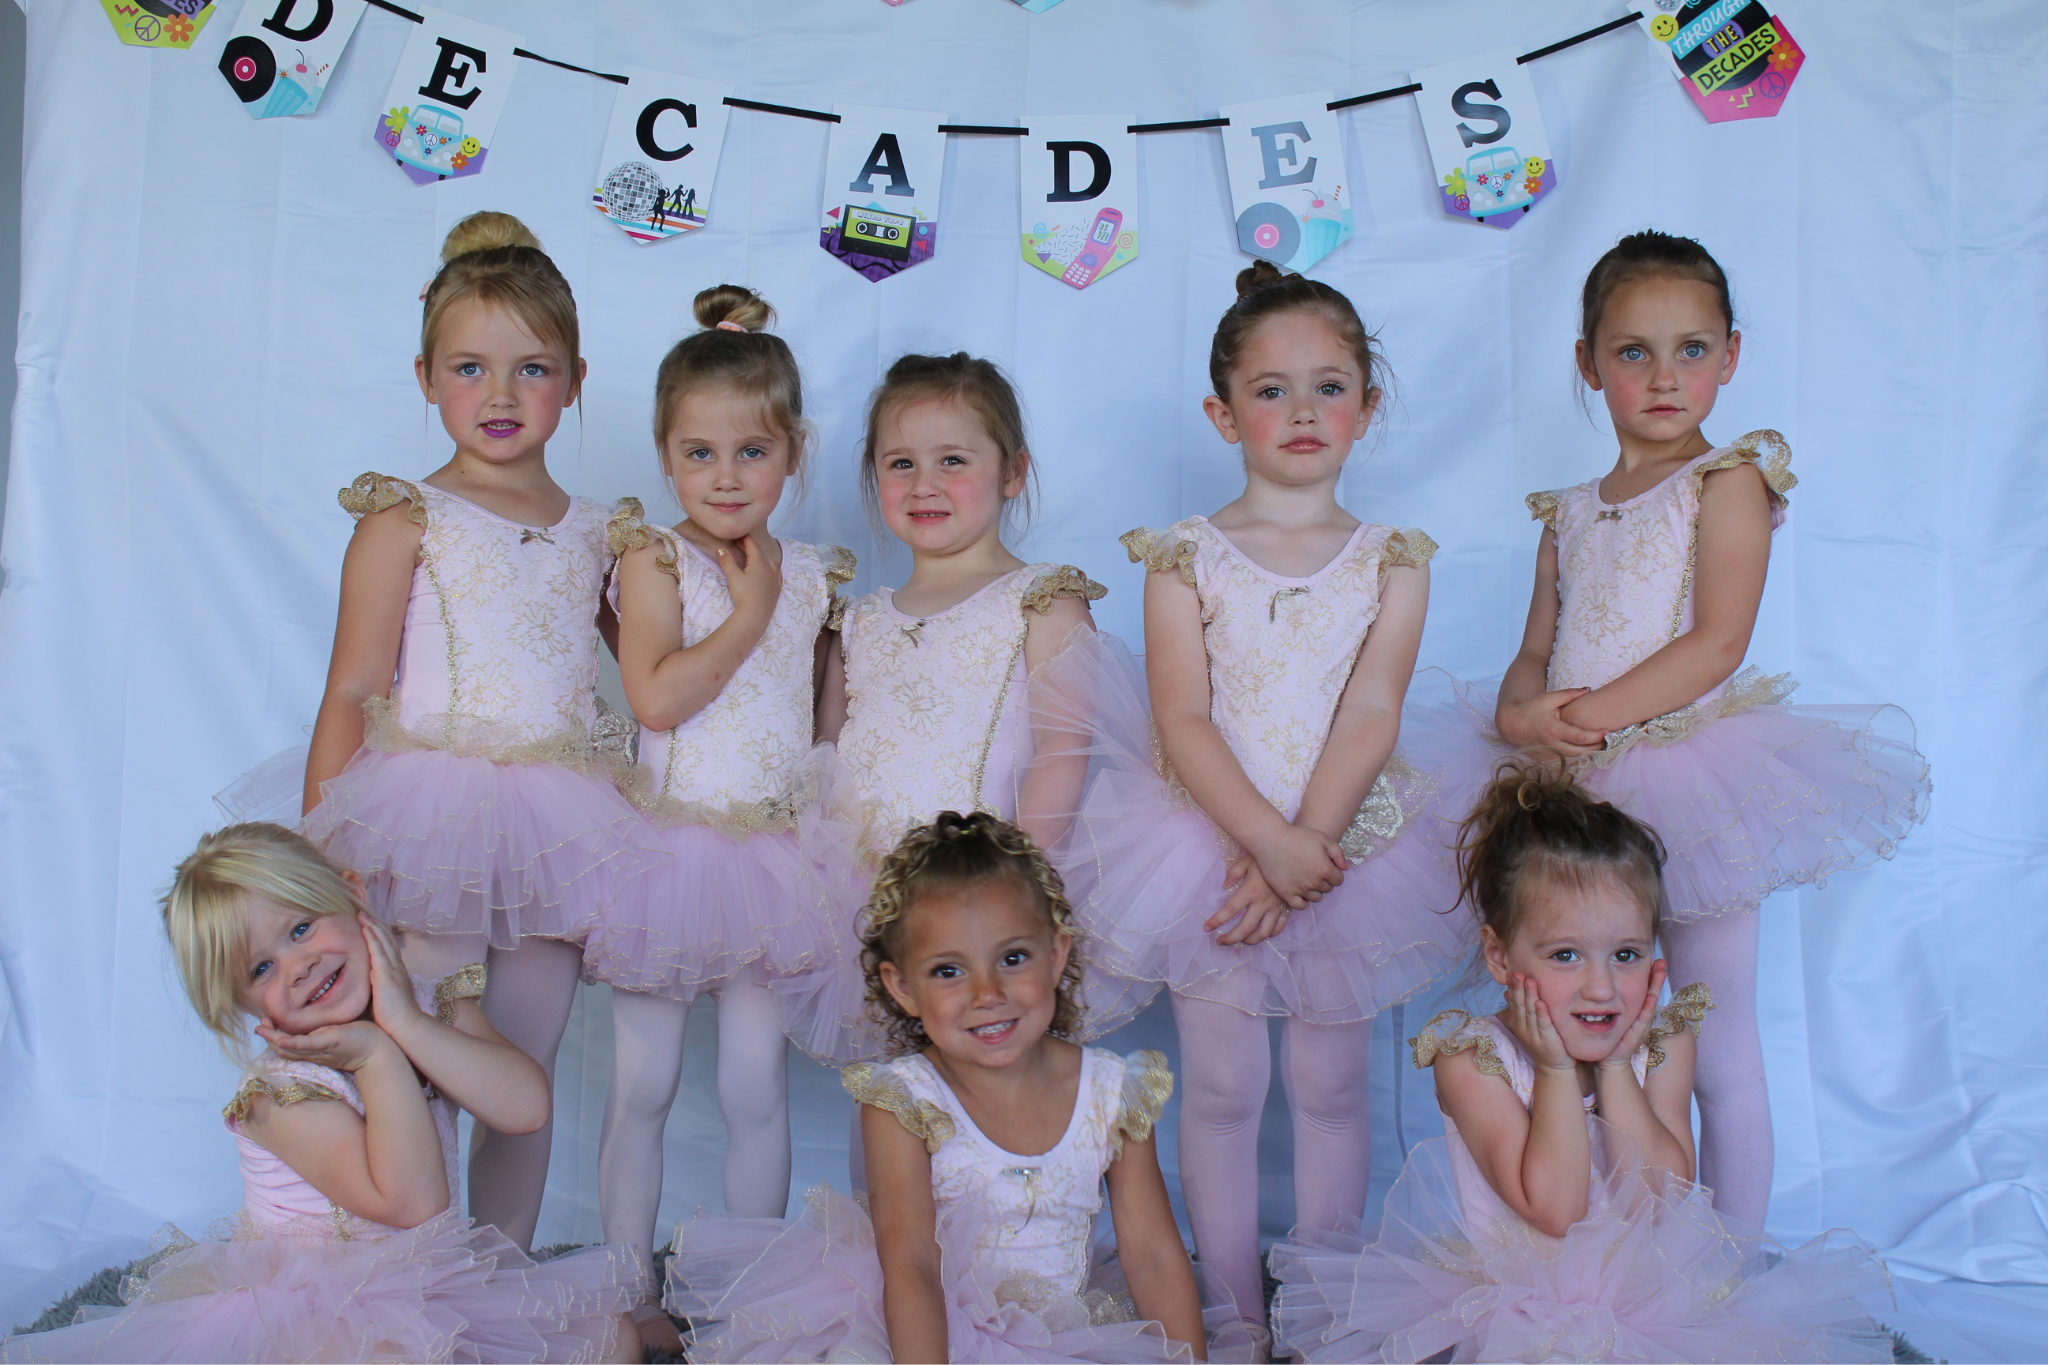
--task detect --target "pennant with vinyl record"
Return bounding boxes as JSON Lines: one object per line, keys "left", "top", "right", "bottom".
{"left": 1412, "top": 52, "right": 1557, "bottom": 229}
{"left": 101, "top": 0, "right": 214, "bottom": 49}
{"left": 218, "top": 0, "right": 367, "bottom": 119}
{"left": 821, "top": 105, "right": 945, "bottom": 281}
{"left": 371, "top": 7, "right": 520, "bottom": 186}
{"left": 593, "top": 68, "right": 733, "bottom": 242}
{"left": 1640, "top": 0, "right": 1804, "bottom": 123}
{"left": 1021, "top": 116, "right": 1137, "bottom": 290}
{"left": 1218, "top": 93, "right": 1352, "bottom": 274}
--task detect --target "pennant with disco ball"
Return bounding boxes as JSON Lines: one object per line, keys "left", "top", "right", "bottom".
{"left": 371, "top": 7, "right": 521, "bottom": 185}
{"left": 1640, "top": 0, "right": 1804, "bottom": 123}
{"left": 821, "top": 105, "right": 945, "bottom": 281}
{"left": 1021, "top": 115, "right": 1137, "bottom": 289}
{"left": 1412, "top": 53, "right": 1557, "bottom": 229}
{"left": 101, "top": 0, "right": 215, "bottom": 49}
{"left": 218, "top": 0, "right": 367, "bottom": 119}
{"left": 593, "top": 68, "right": 733, "bottom": 242}
{"left": 1218, "top": 93, "right": 1352, "bottom": 274}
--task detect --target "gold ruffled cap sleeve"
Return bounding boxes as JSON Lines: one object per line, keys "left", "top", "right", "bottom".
{"left": 223, "top": 1073, "right": 345, "bottom": 1124}
{"left": 338, "top": 472, "right": 427, "bottom": 526}
{"left": 1646, "top": 981, "right": 1713, "bottom": 1072}
{"left": 1380, "top": 527, "right": 1437, "bottom": 571}
{"left": 1120, "top": 526, "right": 1198, "bottom": 588}
{"left": 607, "top": 499, "right": 680, "bottom": 580}
{"left": 1525, "top": 490, "right": 1563, "bottom": 531}
{"left": 1409, "top": 1009, "right": 1508, "bottom": 1079}
{"left": 842, "top": 1062, "right": 957, "bottom": 1154}
{"left": 1021, "top": 564, "right": 1108, "bottom": 615}
{"left": 1110, "top": 1049, "right": 1173, "bottom": 1160}
{"left": 434, "top": 962, "right": 487, "bottom": 1025}
{"left": 823, "top": 545, "right": 857, "bottom": 588}
{"left": 1694, "top": 430, "right": 1795, "bottom": 510}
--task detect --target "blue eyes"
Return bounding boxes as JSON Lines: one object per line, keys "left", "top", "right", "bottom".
{"left": 1617, "top": 344, "right": 1708, "bottom": 362}
{"left": 453, "top": 362, "right": 550, "bottom": 377}
{"left": 250, "top": 922, "right": 312, "bottom": 982}
{"left": 1680, "top": 342, "right": 1705, "bottom": 359}
{"left": 1546, "top": 947, "right": 1644, "bottom": 965}
{"left": 1619, "top": 346, "right": 1645, "bottom": 362}
{"left": 522, "top": 363, "right": 548, "bottom": 377}
{"left": 1253, "top": 382, "right": 1346, "bottom": 399}
{"left": 457, "top": 362, "right": 482, "bottom": 376}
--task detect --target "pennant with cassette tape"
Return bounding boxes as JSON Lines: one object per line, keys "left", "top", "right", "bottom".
{"left": 1021, "top": 115, "right": 1137, "bottom": 290}
{"left": 1412, "top": 53, "right": 1557, "bottom": 229}
{"left": 821, "top": 105, "right": 945, "bottom": 280}
{"left": 371, "top": 7, "right": 520, "bottom": 186}
{"left": 218, "top": 0, "right": 367, "bottom": 119}
{"left": 1218, "top": 93, "right": 1352, "bottom": 274}
{"left": 102, "top": 0, "right": 215, "bottom": 49}
{"left": 593, "top": 68, "right": 733, "bottom": 242}
{"left": 1640, "top": 0, "right": 1804, "bottom": 123}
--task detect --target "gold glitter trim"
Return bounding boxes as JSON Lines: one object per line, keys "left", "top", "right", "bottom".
{"left": 1646, "top": 981, "right": 1714, "bottom": 1073}
{"left": 434, "top": 963, "right": 488, "bottom": 1025}
{"left": 842, "top": 1063, "right": 956, "bottom": 1154}
{"left": 1667, "top": 431, "right": 1796, "bottom": 642}
{"left": 338, "top": 472, "right": 428, "bottom": 526}
{"left": 1525, "top": 490, "right": 1562, "bottom": 531}
{"left": 823, "top": 545, "right": 857, "bottom": 589}
{"left": 1582, "top": 665, "right": 1797, "bottom": 771}
{"left": 222, "top": 1075, "right": 345, "bottom": 1124}
{"left": 1339, "top": 752, "right": 1437, "bottom": 865}
{"left": 1021, "top": 564, "right": 1107, "bottom": 614}
{"left": 1120, "top": 526, "right": 1198, "bottom": 588}
{"left": 1410, "top": 1010, "right": 1507, "bottom": 1079}
{"left": 1109, "top": 1049, "right": 1174, "bottom": 1162}
{"left": 1380, "top": 527, "right": 1438, "bottom": 570}
{"left": 360, "top": 696, "right": 628, "bottom": 779}
{"left": 606, "top": 503, "right": 680, "bottom": 580}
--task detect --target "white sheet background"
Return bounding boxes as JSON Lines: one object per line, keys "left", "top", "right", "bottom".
{"left": 3, "top": 0, "right": 2046, "bottom": 1353}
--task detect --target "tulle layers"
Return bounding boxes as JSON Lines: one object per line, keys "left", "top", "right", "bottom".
{"left": 1, "top": 1212, "right": 645, "bottom": 1364}
{"left": 666, "top": 1185, "right": 1251, "bottom": 1363}
{"left": 1269, "top": 1127, "right": 1892, "bottom": 1364}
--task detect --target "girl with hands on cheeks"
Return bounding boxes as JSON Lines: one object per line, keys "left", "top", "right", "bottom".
{"left": 1, "top": 823, "right": 643, "bottom": 1365}
{"left": 1268, "top": 764, "right": 1892, "bottom": 1365}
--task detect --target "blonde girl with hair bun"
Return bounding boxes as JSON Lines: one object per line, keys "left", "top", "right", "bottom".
{"left": 0, "top": 822, "right": 645, "bottom": 1364}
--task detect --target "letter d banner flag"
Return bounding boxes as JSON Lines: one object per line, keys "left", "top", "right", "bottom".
{"left": 1412, "top": 52, "right": 1556, "bottom": 229}
{"left": 822, "top": 105, "right": 945, "bottom": 281}
{"left": 372, "top": 7, "right": 521, "bottom": 185}
{"left": 1021, "top": 115, "right": 1137, "bottom": 290}
{"left": 1219, "top": 93, "right": 1351, "bottom": 274}
{"left": 219, "top": 0, "right": 368, "bottom": 118}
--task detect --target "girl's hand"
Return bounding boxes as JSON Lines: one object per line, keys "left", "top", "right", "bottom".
{"left": 1207, "top": 857, "right": 1292, "bottom": 946}
{"left": 717, "top": 531, "right": 782, "bottom": 622}
{"left": 1597, "top": 959, "right": 1669, "bottom": 1070}
{"left": 1497, "top": 687, "right": 1606, "bottom": 756}
{"left": 358, "top": 912, "right": 428, "bottom": 1044}
{"left": 258, "top": 1016, "right": 399, "bottom": 1075}
{"left": 1238, "top": 823, "right": 1347, "bottom": 912}
{"left": 1502, "top": 974, "right": 1575, "bottom": 1074}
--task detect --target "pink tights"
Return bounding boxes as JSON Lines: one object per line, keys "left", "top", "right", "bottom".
{"left": 1662, "top": 909, "right": 1772, "bottom": 1225}
{"left": 1171, "top": 995, "right": 1374, "bottom": 1326}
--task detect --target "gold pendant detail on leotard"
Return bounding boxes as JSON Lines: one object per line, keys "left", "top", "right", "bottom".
{"left": 1002, "top": 1165, "right": 1042, "bottom": 1226}
{"left": 519, "top": 526, "right": 556, "bottom": 545}
{"left": 900, "top": 621, "right": 924, "bottom": 647}
{"left": 1596, "top": 508, "right": 1624, "bottom": 522}
{"left": 1269, "top": 586, "right": 1309, "bottom": 622}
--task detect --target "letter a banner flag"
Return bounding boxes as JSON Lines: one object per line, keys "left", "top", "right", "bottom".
{"left": 219, "top": 0, "right": 369, "bottom": 119}
{"left": 594, "top": 68, "right": 733, "bottom": 241}
{"left": 1218, "top": 93, "right": 1351, "bottom": 274}
{"left": 821, "top": 105, "right": 945, "bottom": 280}
{"left": 1412, "top": 52, "right": 1557, "bottom": 229}
{"left": 1021, "top": 115, "right": 1137, "bottom": 290}
{"left": 372, "top": 7, "right": 520, "bottom": 185}
{"left": 1640, "top": 0, "right": 1804, "bottom": 123}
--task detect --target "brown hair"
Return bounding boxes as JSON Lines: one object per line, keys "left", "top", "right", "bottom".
{"left": 860, "top": 811, "right": 1084, "bottom": 1057}
{"left": 420, "top": 212, "right": 580, "bottom": 375}
{"left": 1579, "top": 229, "right": 1735, "bottom": 344}
{"left": 858, "top": 352, "right": 1035, "bottom": 532}
{"left": 651, "top": 285, "right": 811, "bottom": 495}
{"left": 1208, "top": 259, "right": 1387, "bottom": 401}
{"left": 1455, "top": 758, "right": 1668, "bottom": 951}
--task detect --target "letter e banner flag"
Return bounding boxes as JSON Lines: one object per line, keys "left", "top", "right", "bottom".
{"left": 372, "top": 7, "right": 521, "bottom": 186}
{"left": 1218, "top": 93, "right": 1352, "bottom": 274}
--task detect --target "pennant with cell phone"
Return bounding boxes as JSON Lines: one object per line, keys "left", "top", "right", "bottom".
{"left": 1412, "top": 53, "right": 1557, "bottom": 229}
{"left": 218, "top": 0, "right": 368, "bottom": 118}
{"left": 1640, "top": 0, "right": 1804, "bottom": 123}
{"left": 371, "top": 7, "right": 520, "bottom": 185}
{"left": 593, "top": 68, "right": 733, "bottom": 242}
{"left": 821, "top": 105, "right": 945, "bottom": 281}
{"left": 1021, "top": 116, "right": 1137, "bottom": 290}
{"left": 101, "top": 0, "right": 214, "bottom": 49}
{"left": 1218, "top": 93, "right": 1352, "bottom": 274}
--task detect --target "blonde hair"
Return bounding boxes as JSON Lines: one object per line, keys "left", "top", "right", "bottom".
{"left": 419, "top": 211, "right": 580, "bottom": 374}
{"left": 651, "top": 284, "right": 810, "bottom": 497}
{"left": 161, "top": 823, "right": 366, "bottom": 1063}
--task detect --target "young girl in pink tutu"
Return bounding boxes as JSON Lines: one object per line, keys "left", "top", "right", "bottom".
{"left": 298, "top": 212, "right": 658, "bottom": 1249}
{"left": 591, "top": 284, "right": 852, "bottom": 1340}
{"left": 1488, "top": 230, "right": 1930, "bottom": 1223}
{"left": 778, "top": 351, "right": 1155, "bottom": 1063}
{"left": 2, "top": 823, "right": 643, "bottom": 1364}
{"left": 1270, "top": 762, "right": 1892, "bottom": 1363}
{"left": 668, "top": 811, "right": 1250, "bottom": 1363}
{"left": 1072, "top": 260, "right": 1477, "bottom": 1339}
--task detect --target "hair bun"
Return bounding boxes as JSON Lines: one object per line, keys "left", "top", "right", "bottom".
{"left": 1233, "top": 259, "right": 1288, "bottom": 298}
{"left": 693, "top": 284, "right": 774, "bottom": 334}
{"left": 440, "top": 210, "right": 542, "bottom": 263}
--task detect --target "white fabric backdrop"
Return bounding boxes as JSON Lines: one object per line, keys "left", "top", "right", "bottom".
{"left": 3, "top": 0, "right": 2046, "bottom": 1352}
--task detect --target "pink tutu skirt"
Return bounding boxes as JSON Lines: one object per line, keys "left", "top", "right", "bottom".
{"left": 1069, "top": 669, "right": 1490, "bottom": 1026}
{"left": 1462, "top": 671, "right": 1932, "bottom": 921}
{"left": 2, "top": 1212, "right": 644, "bottom": 1364}
{"left": 1269, "top": 1123, "right": 1892, "bottom": 1364}
{"left": 666, "top": 1186, "right": 1253, "bottom": 1363}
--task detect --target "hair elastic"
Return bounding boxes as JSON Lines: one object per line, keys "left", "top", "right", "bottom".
{"left": 715, "top": 320, "right": 748, "bottom": 332}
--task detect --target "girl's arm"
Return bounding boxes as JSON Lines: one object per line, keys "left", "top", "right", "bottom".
{"left": 862, "top": 1102, "right": 948, "bottom": 1364}
{"left": 1105, "top": 1130, "right": 1208, "bottom": 1361}
{"left": 1590, "top": 962, "right": 1696, "bottom": 1182}
{"left": 1558, "top": 462, "right": 1774, "bottom": 734}
{"left": 616, "top": 532, "right": 780, "bottom": 733}
{"left": 1494, "top": 528, "right": 1604, "bottom": 755}
{"left": 303, "top": 505, "right": 422, "bottom": 812}
{"left": 1015, "top": 596, "right": 1096, "bottom": 854}
{"left": 1292, "top": 561, "right": 1426, "bottom": 844}
{"left": 815, "top": 631, "right": 849, "bottom": 743}
{"left": 1144, "top": 568, "right": 1346, "bottom": 913}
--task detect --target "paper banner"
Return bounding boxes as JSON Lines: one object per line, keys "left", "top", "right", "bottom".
{"left": 370, "top": 7, "right": 520, "bottom": 186}
{"left": 1012, "top": 0, "right": 1069, "bottom": 11}
{"left": 1218, "top": 93, "right": 1352, "bottom": 274}
{"left": 1412, "top": 53, "right": 1557, "bottom": 230}
{"left": 593, "top": 69, "right": 733, "bottom": 242}
{"left": 1020, "top": 116, "right": 1137, "bottom": 290}
{"left": 1641, "top": 0, "right": 1804, "bottom": 123}
{"left": 821, "top": 106, "right": 945, "bottom": 281}
{"left": 217, "top": 0, "right": 367, "bottom": 118}
{"left": 101, "top": 0, "right": 215, "bottom": 49}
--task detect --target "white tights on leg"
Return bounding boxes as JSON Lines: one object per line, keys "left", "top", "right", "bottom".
{"left": 1663, "top": 909, "right": 1772, "bottom": 1225}
{"left": 470, "top": 936, "right": 583, "bottom": 1250}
